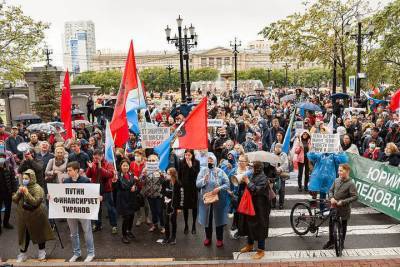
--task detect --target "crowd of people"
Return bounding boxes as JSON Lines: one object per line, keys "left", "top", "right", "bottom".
{"left": 0, "top": 87, "right": 398, "bottom": 262}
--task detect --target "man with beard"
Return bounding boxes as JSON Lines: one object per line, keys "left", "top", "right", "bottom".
{"left": 28, "top": 132, "right": 41, "bottom": 155}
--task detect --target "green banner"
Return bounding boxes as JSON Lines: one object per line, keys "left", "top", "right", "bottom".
{"left": 347, "top": 152, "right": 400, "bottom": 221}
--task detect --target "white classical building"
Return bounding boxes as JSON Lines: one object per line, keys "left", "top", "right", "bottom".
{"left": 63, "top": 21, "right": 96, "bottom": 74}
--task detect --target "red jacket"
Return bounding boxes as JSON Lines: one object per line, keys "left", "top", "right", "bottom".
{"left": 86, "top": 159, "right": 115, "bottom": 193}
{"left": 129, "top": 161, "right": 145, "bottom": 178}
{"left": 0, "top": 132, "right": 10, "bottom": 142}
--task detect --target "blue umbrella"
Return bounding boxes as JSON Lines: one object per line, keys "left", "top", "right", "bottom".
{"left": 296, "top": 102, "right": 322, "bottom": 112}
{"left": 331, "top": 93, "right": 350, "bottom": 100}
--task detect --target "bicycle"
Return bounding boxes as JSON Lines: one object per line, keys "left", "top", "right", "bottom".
{"left": 290, "top": 199, "right": 344, "bottom": 257}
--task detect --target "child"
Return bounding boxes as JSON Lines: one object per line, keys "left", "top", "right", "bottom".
{"left": 159, "top": 167, "right": 183, "bottom": 245}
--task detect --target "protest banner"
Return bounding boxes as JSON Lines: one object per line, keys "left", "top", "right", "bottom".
{"left": 311, "top": 133, "right": 340, "bottom": 153}
{"left": 347, "top": 153, "right": 400, "bottom": 221}
{"left": 208, "top": 119, "right": 224, "bottom": 128}
{"left": 294, "top": 121, "right": 304, "bottom": 135}
{"left": 47, "top": 183, "right": 100, "bottom": 220}
{"left": 146, "top": 161, "right": 159, "bottom": 173}
{"left": 140, "top": 126, "right": 170, "bottom": 148}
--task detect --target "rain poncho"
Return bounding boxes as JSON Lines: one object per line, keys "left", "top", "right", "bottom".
{"left": 307, "top": 152, "right": 348, "bottom": 193}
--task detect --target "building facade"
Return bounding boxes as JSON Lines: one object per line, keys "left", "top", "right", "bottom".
{"left": 63, "top": 21, "right": 96, "bottom": 74}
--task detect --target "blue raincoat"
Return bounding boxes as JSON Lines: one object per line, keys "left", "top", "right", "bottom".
{"left": 307, "top": 152, "right": 348, "bottom": 193}
{"left": 196, "top": 153, "right": 230, "bottom": 227}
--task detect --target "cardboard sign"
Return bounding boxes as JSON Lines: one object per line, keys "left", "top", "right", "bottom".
{"left": 140, "top": 126, "right": 170, "bottom": 148}
{"left": 294, "top": 121, "right": 304, "bottom": 135}
{"left": 146, "top": 161, "right": 159, "bottom": 173}
{"left": 311, "top": 133, "right": 340, "bottom": 153}
{"left": 208, "top": 119, "right": 224, "bottom": 128}
{"left": 48, "top": 184, "right": 100, "bottom": 220}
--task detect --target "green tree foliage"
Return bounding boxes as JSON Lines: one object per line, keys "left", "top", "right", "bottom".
{"left": 32, "top": 68, "right": 59, "bottom": 122}
{"left": 0, "top": 4, "right": 48, "bottom": 84}
{"left": 260, "top": 0, "right": 369, "bottom": 93}
{"left": 366, "top": 0, "right": 400, "bottom": 89}
{"left": 190, "top": 67, "right": 219, "bottom": 82}
{"left": 72, "top": 70, "right": 122, "bottom": 94}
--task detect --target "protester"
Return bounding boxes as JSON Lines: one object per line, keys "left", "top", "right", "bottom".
{"left": 160, "top": 167, "right": 183, "bottom": 245}
{"left": 340, "top": 134, "right": 359, "bottom": 155}
{"left": 239, "top": 161, "right": 270, "bottom": 260}
{"left": 0, "top": 124, "right": 10, "bottom": 141}
{"left": 68, "top": 140, "right": 90, "bottom": 171}
{"left": 112, "top": 159, "right": 138, "bottom": 244}
{"left": 0, "top": 145, "right": 16, "bottom": 234}
{"left": 18, "top": 148, "right": 45, "bottom": 190}
{"left": 142, "top": 154, "right": 165, "bottom": 233}
{"left": 86, "top": 149, "right": 117, "bottom": 234}
{"left": 196, "top": 153, "right": 229, "bottom": 248}
{"left": 28, "top": 132, "right": 41, "bottom": 155}
{"left": 5, "top": 126, "right": 24, "bottom": 161}
{"left": 323, "top": 164, "right": 358, "bottom": 250}
{"left": 13, "top": 169, "right": 54, "bottom": 262}
{"left": 363, "top": 140, "right": 380, "bottom": 160}
{"left": 178, "top": 149, "right": 200, "bottom": 235}
{"left": 382, "top": 142, "right": 400, "bottom": 167}
{"left": 45, "top": 146, "right": 68, "bottom": 184}
{"left": 293, "top": 130, "right": 311, "bottom": 192}
{"left": 272, "top": 143, "right": 289, "bottom": 209}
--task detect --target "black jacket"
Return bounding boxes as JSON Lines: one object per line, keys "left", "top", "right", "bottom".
{"left": 178, "top": 159, "right": 200, "bottom": 209}
{"left": 113, "top": 173, "right": 139, "bottom": 216}
{"left": 161, "top": 179, "right": 183, "bottom": 214}
{"left": 0, "top": 165, "right": 17, "bottom": 196}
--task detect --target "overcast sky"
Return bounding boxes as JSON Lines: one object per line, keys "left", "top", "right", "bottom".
{"left": 10, "top": 0, "right": 391, "bottom": 66}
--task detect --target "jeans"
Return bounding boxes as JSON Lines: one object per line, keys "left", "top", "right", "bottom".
{"left": 328, "top": 217, "right": 348, "bottom": 244}
{"left": 205, "top": 204, "right": 224, "bottom": 241}
{"left": 21, "top": 229, "right": 45, "bottom": 252}
{"left": 147, "top": 197, "right": 164, "bottom": 226}
{"left": 247, "top": 236, "right": 265, "bottom": 250}
{"left": 121, "top": 214, "right": 134, "bottom": 237}
{"left": 272, "top": 178, "right": 286, "bottom": 206}
{"left": 164, "top": 209, "right": 177, "bottom": 240}
{"left": 0, "top": 194, "right": 12, "bottom": 226}
{"left": 95, "top": 192, "right": 117, "bottom": 227}
{"left": 67, "top": 218, "right": 95, "bottom": 257}
{"left": 298, "top": 157, "right": 310, "bottom": 189}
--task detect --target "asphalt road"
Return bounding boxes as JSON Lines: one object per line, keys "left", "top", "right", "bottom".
{"left": 0, "top": 175, "right": 399, "bottom": 262}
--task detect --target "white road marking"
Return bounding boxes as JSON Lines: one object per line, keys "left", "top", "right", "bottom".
{"left": 267, "top": 224, "right": 400, "bottom": 237}
{"left": 233, "top": 247, "right": 400, "bottom": 260}
{"left": 270, "top": 207, "right": 380, "bottom": 217}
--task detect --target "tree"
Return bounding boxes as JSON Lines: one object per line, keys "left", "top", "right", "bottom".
{"left": 190, "top": 67, "right": 219, "bottom": 82}
{"left": 0, "top": 4, "right": 48, "bottom": 85}
{"left": 72, "top": 70, "right": 122, "bottom": 94}
{"left": 366, "top": 0, "right": 400, "bottom": 89}
{"left": 260, "top": 0, "right": 370, "bottom": 92}
{"left": 32, "top": 68, "right": 59, "bottom": 122}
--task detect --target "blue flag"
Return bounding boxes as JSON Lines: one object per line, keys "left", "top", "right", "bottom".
{"left": 282, "top": 111, "right": 295, "bottom": 154}
{"left": 105, "top": 121, "right": 116, "bottom": 165}
{"left": 154, "top": 134, "right": 175, "bottom": 171}
{"left": 127, "top": 109, "right": 140, "bottom": 134}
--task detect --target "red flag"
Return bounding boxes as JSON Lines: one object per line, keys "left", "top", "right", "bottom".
{"left": 373, "top": 87, "right": 379, "bottom": 96}
{"left": 389, "top": 89, "right": 400, "bottom": 112}
{"left": 60, "top": 70, "right": 72, "bottom": 139}
{"left": 174, "top": 97, "right": 208, "bottom": 150}
{"left": 110, "top": 41, "right": 138, "bottom": 147}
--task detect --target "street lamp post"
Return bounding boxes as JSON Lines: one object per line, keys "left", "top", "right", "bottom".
{"left": 165, "top": 16, "right": 197, "bottom": 103}
{"left": 230, "top": 38, "right": 241, "bottom": 97}
{"left": 284, "top": 63, "right": 291, "bottom": 88}
{"left": 345, "top": 16, "right": 374, "bottom": 99}
{"left": 166, "top": 64, "right": 174, "bottom": 92}
{"left": 182, "top": 24, "right": 197, "bottom": 103}
{"left": 266, "top": 68, "right": 272, "bottom": 87}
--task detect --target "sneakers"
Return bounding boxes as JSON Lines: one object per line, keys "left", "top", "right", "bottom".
{"left": 168, "top": 237, "right": 176, "bottom": 245}
{"left": 16, "top": 252, "right": 28, "bottom": 263}
{"left": 111, "top": 226, "right": 118, "bottom": 234}
{"left": 135, "top": 219, "right": 142, "bottom": 227}
{"left": 228, "top": 213, "right": 234, "bottom": 219}
{"left": 240, "top": 244, "right": 254, "bottom": 253}
{"left": 92, "top": 225, "right": 102, "bottom": 232}
{"left": 323, "top": 241, "right": 334, "bottom": 249}
{"left": 84, "top": 254, "right": 95, "bottom": 262}
{"left": 146, "top": 218, "right": 152, "bottom": 225}
{"left": 160, "top": 227, "right": 165, "bottom": 234}
{"left": 279, "top": 204, "right": 284, "bottom": 210}
{"left": 122, "top": 236, "right": 130, "bottom": 244}
{"left": 252, "top": 249, "right": 265, "bottom": 260}
{"left": 126, "top": 231, "right": 135, "bottom": 239}
{"left": 148, "top": 225, "right": 157, "bottom": 232}
{"left": 203, "top": 239, "right": 211, "bottom": 246}
{"left": 69, "top": 255, "right": 81, "bottom": 262}
{"left": 38, "top": 249, "right": 46, "bottom": 261}
{"left": 216, "top": 240, "right": 224, "bottom": 248}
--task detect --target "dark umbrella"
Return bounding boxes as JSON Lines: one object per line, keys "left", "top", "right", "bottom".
{"left": 93, "top": 106, "right": 114, "bottom": 121}
{"left": 331, "top": 93, "right": 350, "bottom": 100}
{"left": 296, "top": 102, "right": 322, "bottom": 112}
{"left": 72, "top": 109, "right": 85, "bottom": 115}
{"left": 14, "top": 114, "right": 41, "bottom": 121}
{"left": 27, "top": 123, "right": 57, "bottom": 133}
{"left": 171, "top": 103, "right": 197, "bottom": 118}
{"left": 105, "top": 98, "right": 117, "bottom": 107}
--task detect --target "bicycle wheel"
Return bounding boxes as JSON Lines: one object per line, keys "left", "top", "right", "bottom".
{"left": 290, "top": 202, "right": 313, "bottom": 236}
{"left": 333, "top": 219, "right": 343, "bottom": 257}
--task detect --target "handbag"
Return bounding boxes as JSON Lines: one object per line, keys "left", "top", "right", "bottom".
{"left": 280, "top": 172, "right": 290, "bottom": 180}
{"left": 268, "top": 182, "right": 276, "bottom": 201}
{"left": 202, "top": 169, "right": 219, "bottom": 205}
{"left": 237, "top": 187, "right": 255, "bottom": 216}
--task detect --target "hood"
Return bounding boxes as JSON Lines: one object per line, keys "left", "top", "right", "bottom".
{"left": 299, "top": 129, "right": 311, "bottom": 138}
{"left": 23, "top": 169, "right": 37, "bottom": 185}
{"left": 207, "top": 152, "right": 217, "bottom": 165}
{"left": 227, "top": 150, "right": 238, "bottom": 162}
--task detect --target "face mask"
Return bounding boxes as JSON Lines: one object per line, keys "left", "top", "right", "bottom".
{"left": 208, "top": 163, "right": 214, "bottom": 169}
{"left": 228, "top": 158, "right": 235, "bottom": 164}
{"left": 22, "top": 179, "right": 29, "bottom": 186}
{"left": 135, "top": 156, "right": 142, "bottom": 162}
{"left": 369, "top": 144, "right": 376, "bottom": 149}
